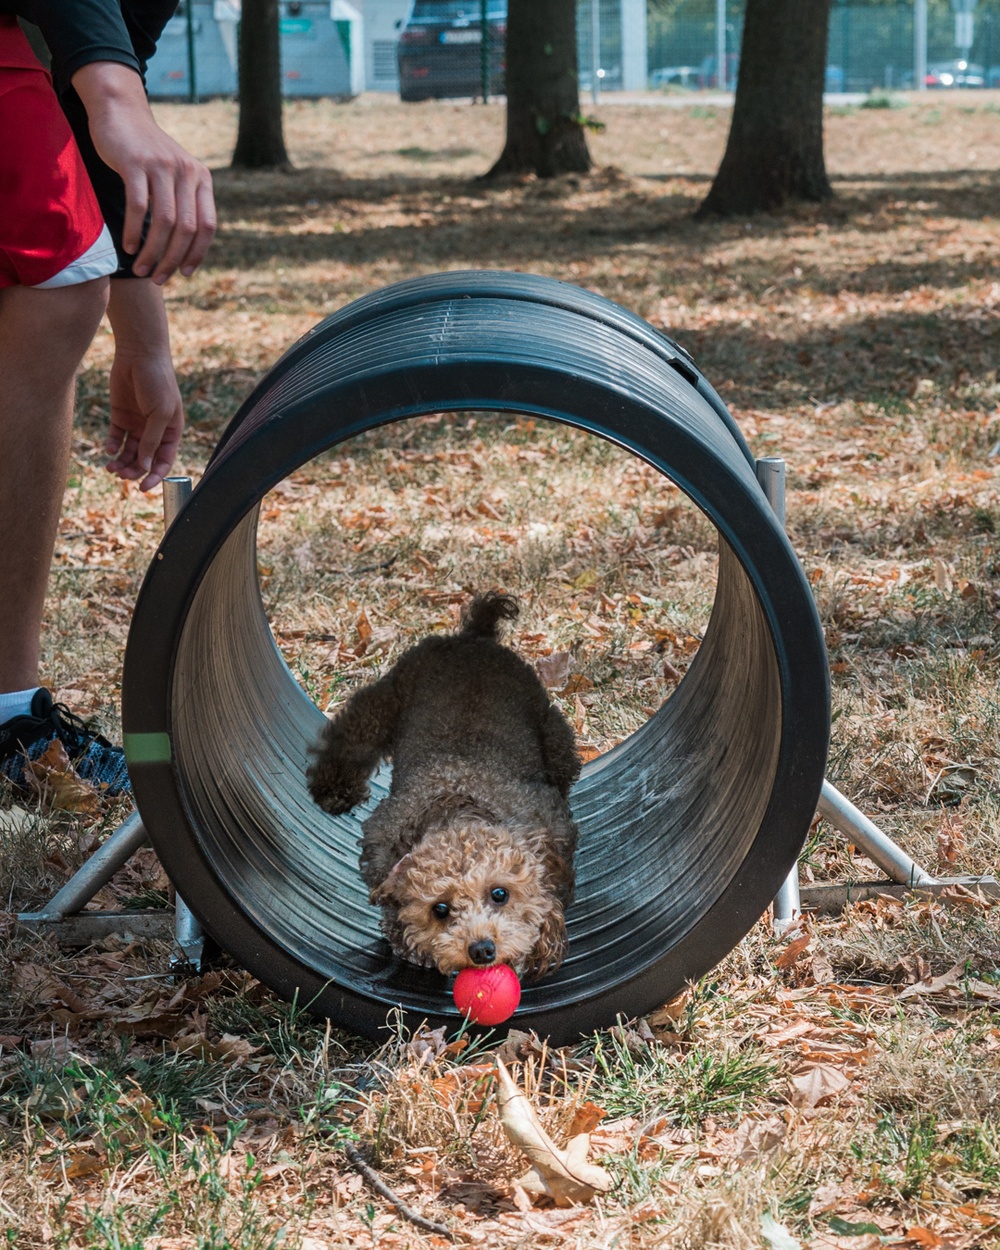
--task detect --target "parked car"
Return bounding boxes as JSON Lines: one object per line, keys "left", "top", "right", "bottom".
{"left": 925, "top": 59, "right": 985, "bottom": 87}
{"left": 397, "top": 0, "right": 506, "bottom": 102}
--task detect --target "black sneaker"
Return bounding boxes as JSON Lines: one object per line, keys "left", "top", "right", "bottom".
{"left": 0, "top": 688, "right": 130, "bottom": 798}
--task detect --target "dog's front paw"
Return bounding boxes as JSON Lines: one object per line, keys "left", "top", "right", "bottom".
{"left": 307, "top": 766, "right": 370, "bottom": 815}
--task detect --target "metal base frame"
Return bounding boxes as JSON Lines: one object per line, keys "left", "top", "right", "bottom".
{"left": 17, "top": 478, "right": 207, "bottom": 971}
{"left": 756, "top": 457, "right": 996, "bottom": 933}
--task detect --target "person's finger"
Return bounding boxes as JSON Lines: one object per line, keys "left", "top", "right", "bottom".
{"left": 180, "top": 176, "right": 218, "bottom": 277}
{"left": 135, "top": 421, "right": 169, "bottom": 477}
{"left": 140, "top": 439, "right": 181, "bottom": 492}
{"left": 138, "top": 424, "right": 182, "bottom": 491}
{"left": 131, "top": 168, "right": 177, "bottom": 278}
{"left": 135, "top": 403, "right": 182, "bottom": 476}
{"left": 150, "top": 170, "right": 200, "bottom": 285}
{"left": 121, "top": 169, "right": 150, "bottom": 258}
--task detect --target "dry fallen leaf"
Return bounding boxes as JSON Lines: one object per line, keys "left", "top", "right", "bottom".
{"left": 39, "top": 1149, "right": 106, "bottom": 1181}
{"left": 933, "top": 558, "right": 954, "bottom": 595}
{"left": 647, "top": 988, "right": 692, "bottom": 1030}
{"left": 810, "top": 947, "right": 836, "bottom": 984}
{"left": 938, "top": 883, "right": 994, "bottom": 911}
{"left": 0, "top": 805, "right": 37, "bottom": 836}
{"left": 494, "top": 1058, "right": 612, "bottom": 1207}
{"left": 406, "top": 1024, "right": 449, "bottom": 1064}
{"left": 13, "top": 962, "right": 90, "bottom": 1014}
{"left": 788, "top": 1062, "right": 851, "bottom": 1108}
{"left": 775, "top": 932, "right": 813, "bottom": 970}
{"left": 26, "top": 739, "right": 101, "bottom": 813}
{"left": 535, "top": 651, "right": 573, "bottom": 689}
{"left": 731, "top": 1115, "right": 786, "bottom": 1162}
{"left": 567, "top": 1101, "right": 606, "bottom": 1138}
{"left": 903, "top": 1228, "right": 944, "bottom": 1249}
{"left": 429, "top": 1063, "right": 495, "bottom": 1111}
{"left": 171, "top": 1031, "right": 261, "bottom": 1063}
{"left": 897, "top": 963, "right": 964, "bottom": 1000}
{"left": 937, "top": 814, "right": 966, "bottom": 867}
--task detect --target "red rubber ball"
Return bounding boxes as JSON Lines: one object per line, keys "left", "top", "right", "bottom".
{"left": 452, "top": 964, "right": 521, "bottom": 1025}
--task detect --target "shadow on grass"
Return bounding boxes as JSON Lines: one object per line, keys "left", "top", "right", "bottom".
{"left": 687, "top": 306, "right": 999, "bottom": 407}
{"left": 200, "top": 164, "right": 999, "bottom": 302}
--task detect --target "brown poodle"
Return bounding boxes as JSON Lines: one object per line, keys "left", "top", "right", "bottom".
{"left": 307, "top": 593, "right": 580, "bottom": 980}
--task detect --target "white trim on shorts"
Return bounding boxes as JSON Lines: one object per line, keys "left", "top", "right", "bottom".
{"left": 34, "top": 223, "right": 118, "bottom": 288}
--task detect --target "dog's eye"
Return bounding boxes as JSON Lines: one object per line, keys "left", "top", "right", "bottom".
{"left": 431, "top": 902, "right": 450, "bottom": 919}
{"left": 490, "top": 887, "right": 509, "bottom": 906}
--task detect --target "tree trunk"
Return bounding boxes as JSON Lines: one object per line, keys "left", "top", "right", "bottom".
{"left": 486, "top": 0, "right": 591, "bottom": 179}
{"left": 698, "top": 0, "right": 832, "bottom": 216}
{"left": 232, "top": 0, "right": 290, "bottom": 170}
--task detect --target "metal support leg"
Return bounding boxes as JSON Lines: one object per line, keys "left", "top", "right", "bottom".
{"left": 163, "top": 477, "right": 207, "bottom": 971}
{"left": 771, "top": 873, "right": 802, "bottom": 935}
{"left": 173, "top": 897, "right": 207, "bottom": 968}
{"left": 754, "top": 454, "right": 936, "bottom": 931}
{"left": 19, "top": 811, "right": 148, "bottom": 923}
{"left": 756, "top": 457, "right": 802, "bottom": 932}
{"left": 819, "top": 781, "right": 936, "bottom": 886}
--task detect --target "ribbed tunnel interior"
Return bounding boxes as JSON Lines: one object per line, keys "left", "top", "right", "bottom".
{"left": 171, "top": 501, "right": 780, "bottom": 1018}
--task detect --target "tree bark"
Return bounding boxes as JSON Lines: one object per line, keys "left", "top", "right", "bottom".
{"left": 232, "top": 0, "right": 290, "bottom": 170}
{"left": 698, "top": 0, "right": 832, "bottom": 216}
{"left": 485, "top": 0, "right": 591, "bottom": 179}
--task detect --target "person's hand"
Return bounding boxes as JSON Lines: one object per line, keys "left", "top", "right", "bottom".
{"left": 106, "top": 345, "right": 183, "bottom": 492}
{"left": 72, "top": 61, "right": 216, "bottom": 284}
{"left": 105, "top": 281, "right": 184, "bottom": 492}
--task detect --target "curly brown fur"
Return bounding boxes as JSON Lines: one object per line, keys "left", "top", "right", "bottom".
{"left": 307, "top": 592, "right": 580, "bottom": 980}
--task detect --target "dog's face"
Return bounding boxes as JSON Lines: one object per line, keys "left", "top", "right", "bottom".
{"left": 371, "top": 823, "right": 567, "bottom": 979}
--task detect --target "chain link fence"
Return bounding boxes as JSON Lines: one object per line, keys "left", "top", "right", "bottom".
{"left": 648, "top": 0, "right": 1000, "bottom": 94}
{"left": 146, "top": 0, "right": 1000, "bottom": 101}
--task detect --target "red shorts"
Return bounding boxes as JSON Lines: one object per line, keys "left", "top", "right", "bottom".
{"left": 0, "top": 19, "right": 117, "bottom": 289}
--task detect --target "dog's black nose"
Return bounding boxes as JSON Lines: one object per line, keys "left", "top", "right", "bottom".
{"left": 468, "top": 939, "right": 496, "bottom": 965}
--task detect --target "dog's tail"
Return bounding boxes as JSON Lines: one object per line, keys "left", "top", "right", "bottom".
{"left": 460, "top": 591, "right": 519, "bottom": 639}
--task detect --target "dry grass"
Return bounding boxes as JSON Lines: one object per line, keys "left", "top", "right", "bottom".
{"left": 2, "top": 91, "right": 1000, "bottom": 1248}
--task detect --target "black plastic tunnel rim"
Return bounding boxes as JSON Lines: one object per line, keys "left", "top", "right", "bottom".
{"left": 122, "top": 270, "right": 830, "bottom": 1046}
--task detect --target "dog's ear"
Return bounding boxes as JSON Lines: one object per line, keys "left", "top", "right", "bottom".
{"left": 524, "top": 903, "right": 567, "bottom": 981}
{"left": 370, "top": 853, "right": 415, "bottom": 905}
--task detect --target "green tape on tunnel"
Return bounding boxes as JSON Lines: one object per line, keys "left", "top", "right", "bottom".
{"left": 124, "top": 733, "right": 172, "bottom": 765}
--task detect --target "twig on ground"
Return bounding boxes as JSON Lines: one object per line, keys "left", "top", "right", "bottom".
{"left": 343, "top": 1140, "right": 458, "bottom": 1241}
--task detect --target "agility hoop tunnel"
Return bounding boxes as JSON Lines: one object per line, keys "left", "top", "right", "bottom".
{"left": 122, "top": 271, "right": 830, "bottom": 1045}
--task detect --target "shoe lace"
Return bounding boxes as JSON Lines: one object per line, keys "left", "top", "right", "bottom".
{"left": 49, "top": 701, "right": 113, "bottom": 758}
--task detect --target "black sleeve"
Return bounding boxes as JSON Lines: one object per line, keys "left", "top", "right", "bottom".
{"left": 6, "top": 2, "right": 141, "bottom": 89}
{"left": 6, "top": 2, "right": 181, "bottom": 276}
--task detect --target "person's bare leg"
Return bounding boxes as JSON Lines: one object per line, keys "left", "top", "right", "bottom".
{"left": 0, "top": 278, "right": 109, "bottom": 695}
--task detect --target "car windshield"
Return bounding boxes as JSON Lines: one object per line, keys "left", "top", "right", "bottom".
{"left": 411, "top": 1, "right": 506, "bottom": 20}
